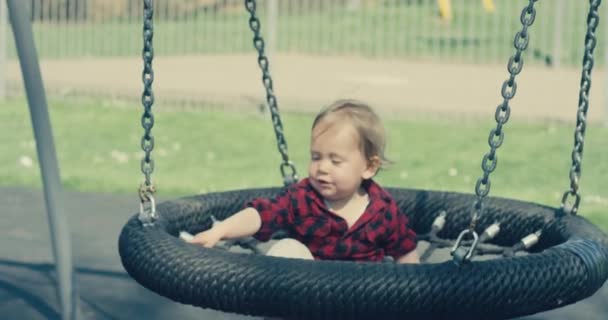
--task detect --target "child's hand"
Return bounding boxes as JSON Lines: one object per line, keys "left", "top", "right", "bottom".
{"left": 187, "top": 226, "right": 224, "bottom": 248}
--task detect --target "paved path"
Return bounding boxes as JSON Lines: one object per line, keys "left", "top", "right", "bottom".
{"left": 7, "top": 54, "right": 607, "bottom": 123}
{"left": 1, "top": 186, "right": 606, "bottom": 319}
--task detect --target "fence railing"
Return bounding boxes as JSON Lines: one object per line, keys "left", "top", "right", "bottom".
{"left": 4, "top": 0, "right": 604, "bottom": 67}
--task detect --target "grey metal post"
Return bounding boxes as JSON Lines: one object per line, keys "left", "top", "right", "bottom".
{"left": 552, "top": 0, "right": 565, "bottom": 68}
{"left": 5, "top": 1, "right": 78, "bottom": 320}
{"left": 0, "top": 0, "right": 7, "bottom": 99}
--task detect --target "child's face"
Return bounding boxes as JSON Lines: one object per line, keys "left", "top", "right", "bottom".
{"left": 308, "top": 121, "right": 377, "bottom": 202}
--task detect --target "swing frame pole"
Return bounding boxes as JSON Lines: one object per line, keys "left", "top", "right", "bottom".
{"left": 5, "top": 1, "right": 79, "bottom": 319}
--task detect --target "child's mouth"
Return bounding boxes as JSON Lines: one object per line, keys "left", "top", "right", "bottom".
{"left": 316, "top": 178, "right": 331, "bottom": 186}
{"left": 320, "top": 183, "right": 333, "bottom": 190}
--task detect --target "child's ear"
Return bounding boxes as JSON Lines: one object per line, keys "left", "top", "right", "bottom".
{"left": 362, "top": 156, "right": 381, "bottom": 179}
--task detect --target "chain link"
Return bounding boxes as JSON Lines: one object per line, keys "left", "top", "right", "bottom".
{"left": 560, "top": 0, "right": 601, "bottom": 215}
{"left": 244, "top": 0, "right": 298, "bottom": 186}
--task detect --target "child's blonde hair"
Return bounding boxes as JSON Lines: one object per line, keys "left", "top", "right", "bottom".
{"left": 312, "top": 99, "right": 389, "bottom": 167}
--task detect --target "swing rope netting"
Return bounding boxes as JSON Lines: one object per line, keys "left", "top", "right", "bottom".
{"left": 119, "top": 1, "right": 608, "bottom": 319}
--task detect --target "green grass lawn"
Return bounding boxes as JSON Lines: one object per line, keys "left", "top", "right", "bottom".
{"left": 1, "top": 96, "right": 606, "bottom": 230}
{"left": 13, "top": 1, "right": 602, "bottom": 67}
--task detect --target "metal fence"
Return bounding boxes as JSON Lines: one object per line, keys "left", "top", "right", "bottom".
{"left": 5, "top": 0, "right": 606, "bottom": 67}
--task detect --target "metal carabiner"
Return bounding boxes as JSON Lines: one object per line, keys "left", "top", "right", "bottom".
{"left": 450, "top": 229, "right": 480, "bottom": 265}
{"left": 138, "top": 195, "right": 157, "bottom": 227}
{"left": 280, "top": 161, "right": 298, "bottom": 186}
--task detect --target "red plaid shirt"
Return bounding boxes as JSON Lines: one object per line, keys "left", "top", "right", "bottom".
{"left": 247, "top": 178, "right": 416, "bottom": 262}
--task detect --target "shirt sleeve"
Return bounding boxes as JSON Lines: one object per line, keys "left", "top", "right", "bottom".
{"left": 246, "top": 189, "right": 294, "bottom": 241}
{"left": 384, "top": 201, "right": 417, "bottom": 258}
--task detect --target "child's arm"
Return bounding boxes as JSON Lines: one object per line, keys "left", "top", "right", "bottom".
{"left": 187, "top": 207, "right": 262, "bottom": 248}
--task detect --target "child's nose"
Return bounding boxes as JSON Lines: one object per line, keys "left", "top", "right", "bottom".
{"left": 317, "top": 159, "right": 331, "bottom": 173}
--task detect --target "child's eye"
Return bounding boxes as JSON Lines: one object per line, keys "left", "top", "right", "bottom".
{"left": 331, "top": 159, "right": 342, "bottom": 165}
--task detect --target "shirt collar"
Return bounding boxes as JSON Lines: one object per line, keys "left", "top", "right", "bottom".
{"left": 362, "top": 179, "right": 392, "bottom": 205}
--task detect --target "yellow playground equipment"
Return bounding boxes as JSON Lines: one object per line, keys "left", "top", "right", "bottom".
{"left": 438, "top": 0, "right": 496, "bottom": 22}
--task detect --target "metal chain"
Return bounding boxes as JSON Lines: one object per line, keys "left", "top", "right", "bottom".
{"left": 138, "top": 0, "right": 157, "bottom": 226}
{"left": 140, "top": 0, "right": 155, "bottom": 189}
{"left": 560, "top": 0, "right": 601, "bottom": 216}
{"left": 244, "top": 0, "right": 298, "bottom": 186}
{"left": 470, "top": 0, "right": 537, "bottom": 230}
{"left": 452, "top": 0, "right": 538, "bottom": 264}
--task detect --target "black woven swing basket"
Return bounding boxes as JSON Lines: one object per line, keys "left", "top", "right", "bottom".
{"left": 119, "top": 187, "right": 608, "bottom": 320}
